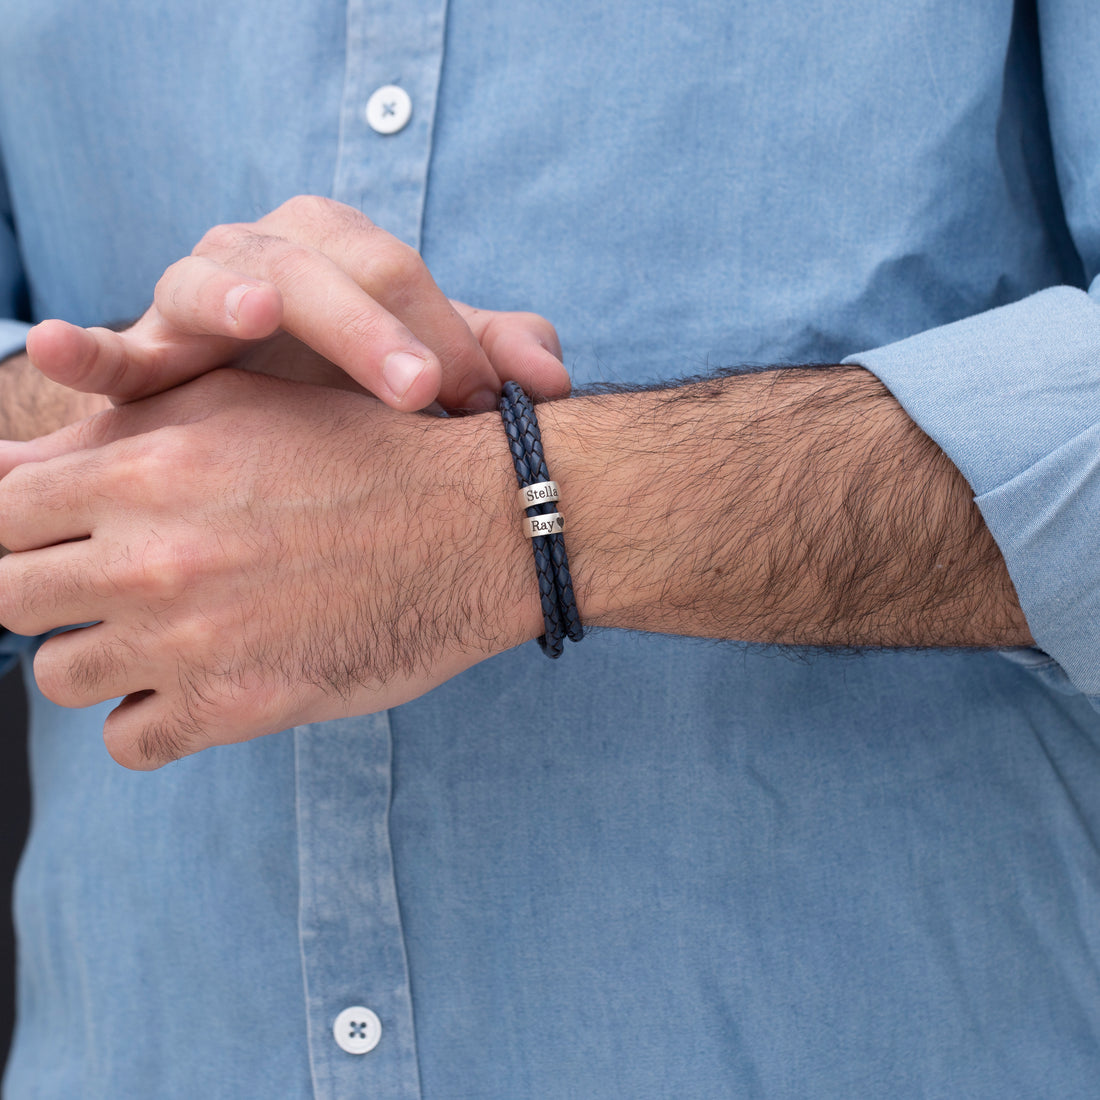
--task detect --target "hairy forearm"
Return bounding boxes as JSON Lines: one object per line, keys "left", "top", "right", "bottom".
{"left": 534, "top": 364, "right": 1031, "bottom": 649}
{"left": 0, "top": 350, "right": 107, "bottom": 441}
{"left": 0, "top": 363, "right": 1030, "bottom": 763}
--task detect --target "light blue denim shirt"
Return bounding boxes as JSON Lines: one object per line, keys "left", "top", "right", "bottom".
{"left": 3, "top": 2, "right": 1100, "bottom": 1097}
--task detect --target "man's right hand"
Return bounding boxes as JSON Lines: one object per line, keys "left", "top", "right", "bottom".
{"left": 24, "top": 195, "right": 571, "bottom": 412}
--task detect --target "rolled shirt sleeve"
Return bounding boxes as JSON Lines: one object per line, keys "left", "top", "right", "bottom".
{"left": 844, "top": 0, "right": 1100, "bottom": 703}
{"left": 846, "top": 285, "right": 1100, "bottom": 702}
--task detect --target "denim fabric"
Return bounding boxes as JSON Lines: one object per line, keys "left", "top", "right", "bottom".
{"left": 2, "top": 1, "right": 1100, "bottom": 1096}
{"left": 847, "top": 289, "right": 1100, "bottom": 701}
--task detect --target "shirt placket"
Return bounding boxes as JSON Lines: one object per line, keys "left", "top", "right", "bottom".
{"left": 332, "top": 0, "right": 450, "bottom": 248}
{"left": 295, "top": 713, "right": 421, "bottom": 1100}
{"left": 299, "top": 5, "right": 446, "bottom": 1093}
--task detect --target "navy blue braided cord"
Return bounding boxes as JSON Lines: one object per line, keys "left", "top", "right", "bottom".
{"left": 501, "top": 383, "right": 584, "bottom": 644}
{"left": 499, "top": 388, "right": 564, "bottom": 655}
{"left": 499, "top": 381, "right": 583, "bottom": 656}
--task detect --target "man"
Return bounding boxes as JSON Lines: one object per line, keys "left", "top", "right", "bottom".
{"left": 0, "top": 1, "right": 1098, "bottom": 1096}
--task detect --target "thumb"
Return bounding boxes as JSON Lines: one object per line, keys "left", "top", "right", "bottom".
{"left": 452, "top": 302, "right": 571, "bottom": 402}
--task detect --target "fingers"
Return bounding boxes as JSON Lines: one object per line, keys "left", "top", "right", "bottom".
{"left": 103, "top": 688, "right": 235, "bottom": 771}
{"left": 0, "top": 543, "right": 102, "bottom": 635}
{"left": 153, "top": 256, "right": 284, "bottom": 339}
{"left": 0, "top": 388, "right": 190, "bottom": 492}
{"left": 0, "top": 385, "right": 223, "bottom": 558}
{"left": 33, "top": 633, "right": 221, "bottom": 771}
{"left": 189, "top": 234, "right": 442, "bottom": 409}
{"left": 452, "top": 302, "right": 571, "bottom": 401}
{"left": 28, "top": 198, "right": 566, "bottom": 414}
{"left": 187, "top": 196, "right": 501, "bottom": 411}
{"left": 26, "top": 269, "right": 284, "bottom": 403}
{"left": 103, "top": 692, "right": 191, "bottom": 772}
{"left": 0, "top": 448, "right": 105, "bottom": 550}
{"left": 32, "top": 624, "right": 147, "bottom": 709}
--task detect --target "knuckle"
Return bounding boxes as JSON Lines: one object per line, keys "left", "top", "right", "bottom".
{"left": 173, "top": 668, "right": 245, "bottom": 749}
{"left": 109, "top": 446, "right": 173, "bottom": 504}
{"left": 153, "top": 258, "right": 204, "bottom": 318}
{"left": 127, "top": 538, "right": 191, "bottom": 604}
{"left": 145, "top": 425, "right": 197, "bottom": 475}
{"left": 274, "top": 193, "right": 330, "bottom": 221}
{"left": 182, "top": 366, "right": 254, "bottom": 406}
{"left": 194, "top": 221, "right": 251, "bottom": 258}
{"left": 172, "top": 608, "right": 221, "bottom": 655}
{"left": 272, "top": 195, "right": 375, "bottom": 237}
{"left": 153, "top": 256, "right": 191, "bottom": 298}
{"left": 362, "top": 238, "right": 420, "bottom": 300}
{"left": 517, "top": 312, "right": 562, "bottom": 355}
{"left": 481, "top": 311, "right": 564, "bottom": 367}
{"left": 205, "top": 688, "right": 259, "bottom": 736}
{"left": 263, "top": 244, "right": 315, "bottom": 288}
{"left": 477, "top": 314, "right": 512, "bottom": 361}
{"left": 0, "top": 510, "right": 22, "bottom": 563}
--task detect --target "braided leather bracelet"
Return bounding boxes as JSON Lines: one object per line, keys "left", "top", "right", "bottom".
{"left": 498, "top": 381, "right": 583, "bottom": 657}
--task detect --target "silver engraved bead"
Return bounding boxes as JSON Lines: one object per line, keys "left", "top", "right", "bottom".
{"left": 517, "top": 480, "right": 560, "bottom": 509}
{"left": 523, "top": 511, "right": 565, "bottom": 538}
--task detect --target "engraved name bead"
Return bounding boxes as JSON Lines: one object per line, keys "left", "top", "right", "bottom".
{"left": 523, "top": 512, "right": 565, "bottom": 538}
{"left": 517, "top": 480, "right": 560, "bottom": 508}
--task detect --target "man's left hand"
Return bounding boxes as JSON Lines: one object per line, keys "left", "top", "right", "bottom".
{"left": 0, "top": 369, "right": 540, "bottom": 769}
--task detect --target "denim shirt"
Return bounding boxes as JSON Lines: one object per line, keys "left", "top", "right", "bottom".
{"left": 2, "top": 2, "right": 1100, "bottom": 1097}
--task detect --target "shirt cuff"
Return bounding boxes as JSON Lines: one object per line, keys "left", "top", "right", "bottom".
{"left": 843, "top": 285, "right": 1100, "bottom": 704}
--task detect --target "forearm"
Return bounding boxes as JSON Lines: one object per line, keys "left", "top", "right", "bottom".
{"left": 0, "top": 350, "right": 107, "bottom": 441}
{"left": 0, "top": 364, "right": 1030, "bottom": 767}
{"left": 535, "top": 364, "right": 1031, "bottom": 649}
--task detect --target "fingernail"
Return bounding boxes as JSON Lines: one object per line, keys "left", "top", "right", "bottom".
{"left": 382, "top": 352, "right": 428, "bottom": 401}
{"left": 467, "top": 387, "right": 500, "bottom": 413}
{"left": 225, "top": 284, "right": 255, "bottom": 324}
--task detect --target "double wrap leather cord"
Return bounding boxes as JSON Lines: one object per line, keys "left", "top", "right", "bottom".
{"left": 498, "top": 381, "right": 584, "bottom": 657}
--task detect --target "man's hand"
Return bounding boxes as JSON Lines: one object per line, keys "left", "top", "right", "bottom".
{"left": 0, "top": 352, "right": 111, "bottom": 556}
{"left": 24, "top": 195, "right": 571, "bottom": 411}
{"left": 0, "top": 369, "right": 541, "bottom": 769}
{"left": 0, "top": 362, "right": 1033, "bottom": 771}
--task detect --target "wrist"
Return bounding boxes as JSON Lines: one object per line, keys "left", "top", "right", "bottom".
{"left": 533, "top": 369, "right": 1030, "bottom": 650}
{"left": 441, "top": 410, "right": 548, "bottom": 652}
{"left": 534, "top": 390, "right": 670, "bottom": 633}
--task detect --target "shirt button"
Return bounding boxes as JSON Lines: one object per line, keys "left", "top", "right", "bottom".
{"left": 365, "top": 85, "right": 412, "bottom": 135}
{"left": 333, "top": 1006, "right": 383, "bottom": 1055}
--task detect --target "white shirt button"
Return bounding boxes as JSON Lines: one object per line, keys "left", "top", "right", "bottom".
{"left": 333, "top": 1006, "right": 382, "bottom": 1055}
{"left": 365, "top": 85, "right": 412, "bottom": 135}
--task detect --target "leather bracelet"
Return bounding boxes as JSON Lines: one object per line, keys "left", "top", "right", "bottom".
{"left": 498, "top": 381, "right": 584, "bottom": 657}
